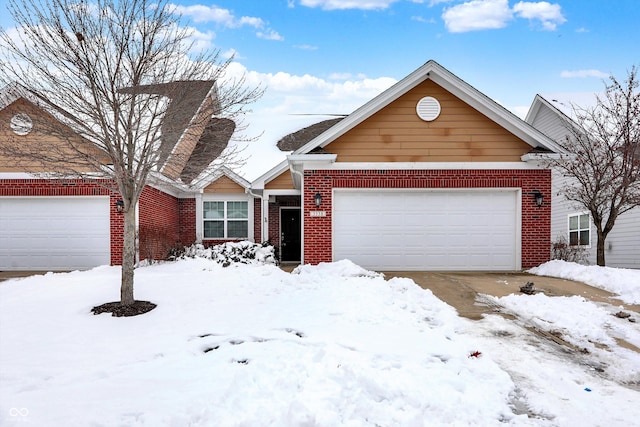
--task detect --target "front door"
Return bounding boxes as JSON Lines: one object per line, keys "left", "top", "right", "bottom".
{"left": 280, "top": 208, "right": 301, "bottom": 262}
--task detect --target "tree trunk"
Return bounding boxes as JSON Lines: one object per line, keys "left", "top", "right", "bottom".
{"left": 120, "top": 205, "right": 136, "bottom": 305}
{"left": 596, "top": 229, "right": 607, "bottom": 267}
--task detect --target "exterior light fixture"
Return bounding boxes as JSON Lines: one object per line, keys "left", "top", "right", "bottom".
{"left": 116, "top": 199, "right": 125, "bottom": 213}
{"left": 531, "top": 190, "right": 543, "bottom": 207}
{"left": 314, "top": 192, "right": 322, "bottom": 207}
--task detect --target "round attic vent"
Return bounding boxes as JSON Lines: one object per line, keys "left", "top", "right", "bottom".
{"left": 10, "top": 113, "right": 33, "bottom": 135}
{"left": 416, "top": 96, "right": 441, "bottom": 121}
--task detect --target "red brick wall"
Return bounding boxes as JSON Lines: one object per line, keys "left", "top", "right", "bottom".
{"left": 138, "top": 186, "right": 181, "bottom": 261}
{"left": 179, "top": 198, "right": 196, "bottom": 247}
{"left": 303, "top": 169, "right": 551, "bottom": 269}
{"left": 0, "top": 178, "right": 124, "bottom": 265}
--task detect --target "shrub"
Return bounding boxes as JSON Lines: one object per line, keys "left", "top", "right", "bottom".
{"left": 179, "top": 241, "right": 277, "bottom": 266}
{"left": 551, "top": 235, "right": 588, "bottom": 264}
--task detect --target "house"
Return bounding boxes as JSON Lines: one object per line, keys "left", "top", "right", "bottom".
{"left": 526, "top": 94, "right": 640, "bottom": 268}
{"left": 1, "top": 60, "right": 565, "bottom": 272}
{"left": 0, "top": 80, "right": 232, "bottom": 271}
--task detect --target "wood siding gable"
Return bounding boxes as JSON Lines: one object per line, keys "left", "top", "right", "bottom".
{"left": 0, "top": 98, "right": 104, "bottom": 173}
{"left": 265, "top": 169, "right": 295, "bottom": 190}
{"left": 203, "top": 175, "right": 246, "bottom": 193}
{"left": 324, "top": 80, "right": 532, "bottom": 163}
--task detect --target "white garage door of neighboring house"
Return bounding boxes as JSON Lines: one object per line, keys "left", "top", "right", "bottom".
{"left": 333, "top": 189, "right": 520, "bottom": 271}
{"left": 0, "top": 197, "right": 110, "bottom": 271}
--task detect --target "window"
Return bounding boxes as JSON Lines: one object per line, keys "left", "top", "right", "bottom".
{"left": 568, "top": 213, "right": 590, "bottom": 246}
{"left": 203, "top": 201, "right": 248, "bottom": 239}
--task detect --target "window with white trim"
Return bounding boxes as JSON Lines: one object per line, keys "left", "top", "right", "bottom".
{"left": 203, "top": 201, "right": 248, "bottom": 239}
{"left": 568, "top": 213, "right": 590, "bottom": 246}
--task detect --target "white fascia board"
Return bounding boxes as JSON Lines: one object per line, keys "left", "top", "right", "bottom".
{"left": 0, "top": 171, "right": 113, "bottom": 180}
{"left": 0, "top": 172, "right": 40, "bottom": 179}
{"left": 524, "top": 94, "right": 545, "bottom": 124}
{"left": 520, "top": 153, "right": 563, "bottom": 162}
{"left": 263, "top": 189, "right": 301, "bottom": 196}
{"left": 287, "top": 154, "right": 338, "bottom": 168}
{"left": 322, "top": 162, "right": 545, "bottom": 171}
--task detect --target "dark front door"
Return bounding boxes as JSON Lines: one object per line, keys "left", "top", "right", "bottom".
{"left": 280, "top": 208, "right": 301, "bottom": 262}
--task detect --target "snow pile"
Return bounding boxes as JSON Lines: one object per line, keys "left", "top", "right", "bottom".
{"left": 1, "top": 259, "right": 528, "bottom": 426}
{"left": 180, "top": 241, "right": 277, "bottom": 266}
{"left": 488, "top": 292, "right": 640, "bottom": 384}
{"left": 2, "top": 259, "right": 640, "bottom": 426}
{"left": 529, "top": 260, "right": 640, "bottom": 304}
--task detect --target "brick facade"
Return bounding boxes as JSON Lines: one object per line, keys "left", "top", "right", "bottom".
{"left": 138, "top": 186, "right": 181, "bottom": 261}
{"left": 178, "top": 198, "right": 197, "bottom": 246}
{"left": 303, "top": 169, "right": 551, "bottom": 269}
{"left": 0, "top": 178, "right": 124, "bottom": 265}
{"left": 268, "top": 195, "right": 301, "bottom": 248}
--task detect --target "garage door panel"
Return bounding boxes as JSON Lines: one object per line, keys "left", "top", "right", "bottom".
{"left": 333, "top": 190, "right": 518, "bottom": 271}
{"left": 0, "top": 197, "right": 110, "bottom": 271}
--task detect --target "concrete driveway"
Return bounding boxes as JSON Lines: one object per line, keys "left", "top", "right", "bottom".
{"left": 0, "top": 271, "right": 52, "bottom": 282}
{"left": 382, "top": 271, "right": 640, "bottom": 320}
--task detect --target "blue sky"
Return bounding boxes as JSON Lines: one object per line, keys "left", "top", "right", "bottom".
{"left": 2, "top": 0, "right": 638, "bottom": 177}
{"left": 158, "top": 0, "right": 638, "bottom": 116}
{"left": 3, "top": 0, "right": 636, "bottom": 115}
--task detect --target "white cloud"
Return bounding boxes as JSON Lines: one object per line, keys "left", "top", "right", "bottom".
{"left": 222, "top": 48, "right": 238, "bottom": 60}
{"left": 560, "top": 69, "right": 609, "bottom": 79}
{"left": 222, "top": 61, "right": 396, "bottom": 116}
{"left": 300, "top": 0, "right": 399, "bottom": 10}
{"left": 442, "top": 0, "right": 512, "bottom": 33}
{"left": 328, "top": 72, "right": 353, "bottom": 80}
{"left": 186, "top": 27, "right": 216, "bottom": 52}
{"left": 294, "top": 44, "right": 319, "bottom": 50}
{"left": 256, "top": 29, "right": 284, "bottom": 41}
{"left": 170, "top": 4, "right": 264, "bottom": 28}
{"left": 513, "top": 1, "right": 566, "bottom": 31}
{"left": 442, "top": 0, "right": 565, "bottom": 33}
{"left": 412, "top": 15, "right": 437, "bottom": 24}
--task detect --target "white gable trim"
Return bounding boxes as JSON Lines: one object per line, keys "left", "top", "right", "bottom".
{"left": 319, "top": 161, "right": 547, "bottom": 171}
{"left": 292, "top": 60, "right": 566, "bottom": 157}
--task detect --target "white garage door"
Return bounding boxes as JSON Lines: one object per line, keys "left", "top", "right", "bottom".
{"left": 333, "top": 190, "right": 519, "bottom": 271}
{"left": 0, "top": 197, "right": 110, "bottom": 271}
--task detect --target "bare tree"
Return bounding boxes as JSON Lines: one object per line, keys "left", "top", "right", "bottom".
{"left": 550, "top": 66, "right": 639, "bottom": 266}
{"left": 0, "top": 0, "right": 262, "bottom": 307}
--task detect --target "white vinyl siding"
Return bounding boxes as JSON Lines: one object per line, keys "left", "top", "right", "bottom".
{"left": 333, "top": 189, "right": 519, "bottom": 271}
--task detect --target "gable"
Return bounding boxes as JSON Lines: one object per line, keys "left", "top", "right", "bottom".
{"left": 323, "top": 80, "right": 532, "bottom": 162}
{"left": 265, "top": 170, "right": 295, "bottom": 190}
{"left": 203, "top": 175, "right": 246, "bottom": 194}
{"left": 0, "top": 98, "right": 104, "bottom": 173}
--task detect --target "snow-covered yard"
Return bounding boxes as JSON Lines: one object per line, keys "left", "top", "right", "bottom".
{"left": 1, "top": 253, "right": 639, "bottom": 426}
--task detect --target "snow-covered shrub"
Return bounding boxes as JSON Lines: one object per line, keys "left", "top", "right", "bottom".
{"left": 179, "top": 241, "right": 277, "bottom": 266}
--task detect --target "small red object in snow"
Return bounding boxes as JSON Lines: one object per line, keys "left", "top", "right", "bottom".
{"left": 469, "top": 351, "right": 482, "bottom": 358}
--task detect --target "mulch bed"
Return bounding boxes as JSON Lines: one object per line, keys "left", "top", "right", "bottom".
{"left": 91, "top": 301, "right": 157, "bottom": 317}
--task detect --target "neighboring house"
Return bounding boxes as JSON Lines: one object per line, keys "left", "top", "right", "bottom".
{"left": 1, "top": 60, "right": 565, "bottom": 272}
{"left": 0, "top": 80, "right": 234, "bottom": 271}
{"left": 526, "top": 95, "right": 640, "bottom": 268}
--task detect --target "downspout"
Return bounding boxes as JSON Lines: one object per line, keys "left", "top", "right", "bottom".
{"left": 246, "top": 187, "right": 264, "bottom": 243}
{"left": 289, "top": 166, "right": 305, "bottom": 264}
